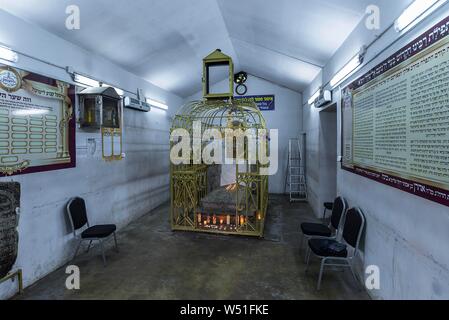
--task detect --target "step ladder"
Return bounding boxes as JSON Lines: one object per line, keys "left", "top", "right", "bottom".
{"left": 285, "top": 136, "right": 307, "bottom": 202}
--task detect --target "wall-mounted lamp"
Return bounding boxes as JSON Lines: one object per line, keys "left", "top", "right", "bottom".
{"left": 308, "top": 89, "right": 320, "bottom": 105}
{"left": 330, "top": 47, "right": 365, "bottom": 88}
{"left": 0, "top": 45, "right": 18, "bottom": 63}
{"left": 146, "top": 98, "right": 168, "bottom": 110}
{"left": 73, "top": 73, "right": 100, "bottom": 87}
{"left": 72, "top": 72, "right": 125, "bottom": 97}
{"left": 101, "top": 83, "right": 125, "bottom": 96}
{"left": 395, "top": 0, "right": 447, "bottom": 32}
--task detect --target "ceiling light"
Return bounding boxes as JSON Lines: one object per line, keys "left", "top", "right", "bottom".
{"left": 330, "top": 53, "right": 364, "bottom": 88}
{"left": 395, "top": 0, "right": 447, "bottom": 32}
{"left": 308, "top": 89, "right": 320, "bottom": 105}
{"left": 0, "top": 45, "right": 18, "bottom": 63}
{"left": 147, "top": 98, "right": 168, "bottom": 110}
{"left": 73, "top": 73, "right": 100, "bottom": 87}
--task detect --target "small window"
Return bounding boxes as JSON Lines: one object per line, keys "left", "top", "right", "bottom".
{"left": 206, "top": 63, "right": 230, "bottom": 95}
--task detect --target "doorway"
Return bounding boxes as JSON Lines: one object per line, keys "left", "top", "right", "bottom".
{"left": 319, "top": 103, "right": 338, "bottom": 219}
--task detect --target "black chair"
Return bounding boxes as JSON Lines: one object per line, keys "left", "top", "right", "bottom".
{"left": 67, "top": 197, "right": 118, "bottom": 266}
{"left": 305, "top": 207, "right": 365, "bottom": 290}
{"left": 300, "top": 196, "right": 347, "bottom": 260}
{"left": 323, "top": 202, "right": 333, "bottom": 220}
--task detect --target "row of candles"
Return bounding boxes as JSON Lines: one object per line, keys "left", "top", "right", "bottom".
{"left": 197, "top": 213, "right": 245, "bottom": 227}
{"left": 197, "top": 212, "right": 263, "bottom": 228}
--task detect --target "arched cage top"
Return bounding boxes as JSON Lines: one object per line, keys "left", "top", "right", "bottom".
{"left": 171, "top": 99, "right": 266, "bottom": 132}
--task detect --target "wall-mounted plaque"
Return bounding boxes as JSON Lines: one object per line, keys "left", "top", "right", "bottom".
{"left": 341, "top": 16, "right": 449, "bottom": 207}
{"left": 0, "top": 64, "right": 76, "bottom": 176}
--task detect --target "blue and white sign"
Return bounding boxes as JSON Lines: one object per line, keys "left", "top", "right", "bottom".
{"left": 235, "top": 95, "right": 275, "bottom": 111}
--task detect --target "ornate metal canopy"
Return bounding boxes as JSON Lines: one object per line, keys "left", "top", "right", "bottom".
{"left": 170, "top": 50, "right": 269, "bottom": 237}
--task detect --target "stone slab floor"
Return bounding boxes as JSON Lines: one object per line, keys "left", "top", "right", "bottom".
{"left": 14, "top": 195, "right": 369, "bottom": 300}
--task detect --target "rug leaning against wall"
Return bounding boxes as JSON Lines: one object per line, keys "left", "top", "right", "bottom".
{"left": 0, "top": 182, "right": 20, "bottom": 279}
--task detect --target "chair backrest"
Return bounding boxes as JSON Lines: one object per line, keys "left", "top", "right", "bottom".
{"left": 342, "top": 207, "right": 365, "bottom": 253}
{"left": 330, "top": 196, "right": 347, "bottom": 230}
{"left": 67, "top": 197, "right": 89, "bottom": 233}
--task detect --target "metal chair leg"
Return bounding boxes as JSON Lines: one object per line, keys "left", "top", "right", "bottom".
{"left": 86, "top": 240, "right": 93, "bottom": 253}
{"left": 317, "top": 258, "right": 326, "bottom": 290}
{"left": 323, "top": 208, "right": 327, "bottom": 220}
{"left": 99, "top": 240, "right": 107, "bottom": 267}
{"left": 304, "top": 242, "right": 310, "bottom": 263}
{"left": 349, "top": 263, "right": 360, "bottom": 290}
{"left": 305, "top": 249, "right": 312, "bottom": 272}
{"left": 73, "top": 239, "right": 82, "bottom": 260}
{"left": 113, "top": 232, "right": 119, "bottom": 253}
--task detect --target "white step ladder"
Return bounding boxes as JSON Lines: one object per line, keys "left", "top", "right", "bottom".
{"left": 285, "top": 135, "right": 307, "bottom": 202}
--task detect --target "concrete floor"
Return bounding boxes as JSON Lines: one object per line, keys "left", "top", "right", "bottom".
{"left": 15, "top": 195, "right": 369, "bottom": 300}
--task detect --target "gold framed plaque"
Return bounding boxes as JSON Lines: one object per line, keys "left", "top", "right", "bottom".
{"left": 0, "top": 64, "right": 76, "bottom": 176}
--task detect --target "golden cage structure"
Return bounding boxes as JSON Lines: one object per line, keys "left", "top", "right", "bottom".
{"left": 169, "top": 50, "right": 269, "bottom": 237}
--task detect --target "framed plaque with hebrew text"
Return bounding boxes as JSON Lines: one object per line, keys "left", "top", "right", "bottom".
{"left": 341, "top": 16, "right": 449, "bottom": 207}
{"left": 0, "top": 64, "right": 75, "bottom": 176}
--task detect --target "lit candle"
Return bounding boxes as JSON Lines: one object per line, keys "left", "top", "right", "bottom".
{"left": 197, "top": 213, "right": 202, "bottom": 224}
{"left": 220, "top": 218, "right": 224, "bottom": 225}
{"left": 213, "top": 215, "right": 217, "bottom": 225}
{"left": 240, "top": 215, "right": 245, "bottom": 225}
{"left": 226, "top": 215, "right": 231, "bottom": 225}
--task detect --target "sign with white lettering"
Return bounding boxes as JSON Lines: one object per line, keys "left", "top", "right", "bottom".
{"left": 235, "top": 95, "right": 275, "bottom": 111}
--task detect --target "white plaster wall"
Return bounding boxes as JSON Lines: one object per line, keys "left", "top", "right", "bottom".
{"left": 0, "top": 10, "right": 183, "bottom": 299}
{"left": 186, "top": 75, "right": 303, "bottom": 194}
{"left": 302, "top": 4, "right": 449, "bottom": 299}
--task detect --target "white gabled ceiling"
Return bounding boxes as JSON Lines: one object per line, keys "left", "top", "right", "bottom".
{"left": 1, "top": 0, "right": 376, "bottom": 97}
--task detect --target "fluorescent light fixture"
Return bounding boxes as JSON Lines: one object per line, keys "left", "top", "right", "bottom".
{"left": 330, "top": 54, "right": 363, "bottom": 88}
{"left": 395, "top": 0, "right": 447, "bottom": 32}
{"left": 308, "top": 89, "right": 320, "bottom": 105}
{"left": 147, "top": 98, "right": 168, "bottom": 110}
{"left": 13, "top": 109, "right": 49, "bottom": 116}
{"left": 0, "top": 45, "right": 18, "bottom": 63}
{"left": 102, "top": 83, "right": 125, "bottom": 96}
{"left": 73, "top": 73, "right": 100, "bottom": 87}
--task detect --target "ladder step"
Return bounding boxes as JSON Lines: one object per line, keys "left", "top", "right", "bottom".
{"left": 286, "top": 137, "right": 307, "bottom": 200}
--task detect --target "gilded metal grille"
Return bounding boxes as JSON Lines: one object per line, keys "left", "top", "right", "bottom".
{"left": 170, "top": 99, "right": 268, "bottom": 237}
